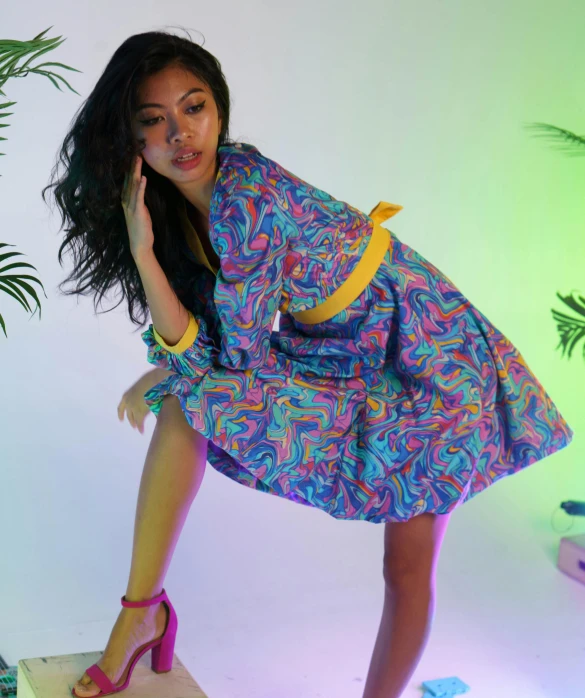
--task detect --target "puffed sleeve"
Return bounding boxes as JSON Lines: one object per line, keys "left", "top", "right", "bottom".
{"left": 140, "top": 181, "right": 289, "bottom": 377}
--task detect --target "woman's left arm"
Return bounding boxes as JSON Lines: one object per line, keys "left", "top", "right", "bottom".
{"left": 140, "top": 182, "right": 290, "bottom": 377}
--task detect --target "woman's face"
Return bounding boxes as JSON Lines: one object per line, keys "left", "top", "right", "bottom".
{"left": 131, "top": 65, "right": 222, "bottom": 188}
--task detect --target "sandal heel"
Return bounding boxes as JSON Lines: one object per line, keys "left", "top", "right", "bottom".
{"left": 151, "top": 599, "right": 178, "bottom": 674}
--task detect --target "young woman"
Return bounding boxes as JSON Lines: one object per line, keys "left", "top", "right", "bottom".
{"left": 43, "top": 29, "right": 574, "bottom": 698}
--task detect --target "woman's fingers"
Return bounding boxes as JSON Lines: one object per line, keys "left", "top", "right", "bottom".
{"left": 121, "top": 155, "right": 142, "bottom": 208}
{"left": 131, "top": 156, "right": 142, "bottom": 209}
{"left": 132, "top": 155, "right": 142, "bottom": 208}
{"left": 118, "top": 388, "right": 148, "bottom": 433}
{"left": 118, "top": 396, "right": 134, "bottom": 427}
{"left": 130, "top": 410, "right": 146, "bottom": 434}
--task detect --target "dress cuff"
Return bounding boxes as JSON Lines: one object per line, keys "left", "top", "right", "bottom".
{"left": 153, "top": 311, "right": 200, "bottom": 354}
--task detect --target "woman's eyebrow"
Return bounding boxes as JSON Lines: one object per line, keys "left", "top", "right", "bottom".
{"left": 135, "top": 87, "right": 205, "bottom": 112}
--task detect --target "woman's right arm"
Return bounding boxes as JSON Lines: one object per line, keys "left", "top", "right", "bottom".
{"left": 147, "top": 367, "right": 176, "bottom": 384}
{"left": 118, "top": 367, "right": 176, "bottom": 433}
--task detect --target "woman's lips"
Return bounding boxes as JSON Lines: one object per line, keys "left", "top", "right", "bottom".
{"left": 172, "top": 152, "right": 202, "bottom": 169}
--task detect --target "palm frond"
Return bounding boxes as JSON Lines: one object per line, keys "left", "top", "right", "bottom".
{"left": 0, "top": 243, "right": 47, "bottom": 338}
{"left": 552, "top": 291, "right": 585, "bottom": 362}
{"left": 523, "top": 122, "right": 585, "bottom": 157}
{"left": 0, "top": 27, "right": 82, "bottom": 163}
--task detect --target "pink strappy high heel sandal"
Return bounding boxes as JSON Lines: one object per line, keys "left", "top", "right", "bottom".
{"left": 71, "top": 588, "right": 177, "bottom": 696}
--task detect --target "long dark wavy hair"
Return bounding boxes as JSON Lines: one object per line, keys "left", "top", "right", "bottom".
{"left": 41, "top": 29, "right": 238, "bottom": 330}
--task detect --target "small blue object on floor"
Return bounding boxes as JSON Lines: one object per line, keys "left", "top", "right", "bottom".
{"left": 422, "top": 676, "right": 470, "bottom": 696}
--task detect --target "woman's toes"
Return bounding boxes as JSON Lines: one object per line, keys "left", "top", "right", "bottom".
{"left": 74, "top": 676, "right": 98, "bottom": 696}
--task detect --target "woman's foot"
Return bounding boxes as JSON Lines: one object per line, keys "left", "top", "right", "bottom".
{"left": 73, "top": 601, "right": 168, "bottom": 697}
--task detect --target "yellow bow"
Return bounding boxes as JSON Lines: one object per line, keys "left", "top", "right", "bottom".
{"left": 368, "top": 200, "right": 403, "bottom": 226}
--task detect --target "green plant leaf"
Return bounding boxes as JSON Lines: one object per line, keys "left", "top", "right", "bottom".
{"left": 0, "top": 46, "right": 31, "bottom": 73}
{"left": 31, "top": 69, "right": 76, "bottom": 95}
{"left": 34, "top": 61, "right": 82, "bottom": 74}
{"left": 551, "top": 291, "right": 585, "bottom": 361}
{"left": 31, "top": 27, "right": 55, "bottom": 42}
{"left": 19, "top": 37, "right": 66, "bottom": 71}
{"left": 0, "top": 245, "right": 40, "bottom": 266}
{"left": 0, "top": 277, "right": 33, "bottom": 311}
{"left": 1, "top": 276, "right": 44, "bottom": 319}
{"left": 524, "top": 121, "right": 585, "bottom": 155}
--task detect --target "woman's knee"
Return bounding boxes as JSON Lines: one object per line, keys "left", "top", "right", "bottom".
{"left": 382, "top": 512, "right": 451, "bottom": 589}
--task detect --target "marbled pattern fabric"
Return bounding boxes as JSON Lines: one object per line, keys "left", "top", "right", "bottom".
{"left": 141, "top": 142, "right": 574, "bottom": 523}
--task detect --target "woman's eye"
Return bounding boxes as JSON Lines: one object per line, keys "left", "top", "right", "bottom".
{"left": 140, "top": 102, "right": 205, "bottom": 126}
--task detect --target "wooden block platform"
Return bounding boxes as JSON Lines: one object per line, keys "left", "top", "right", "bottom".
{"left": 16, "top": 651, "right": 208, "bottom": 697}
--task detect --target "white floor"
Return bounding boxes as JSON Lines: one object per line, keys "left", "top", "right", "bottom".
{"left": 4, "top": 481, "right": 584, "bottom": 698}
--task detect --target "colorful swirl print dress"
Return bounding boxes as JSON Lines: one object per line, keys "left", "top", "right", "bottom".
{"left": 141, "top": 142, "right": 574, "bottom": 523}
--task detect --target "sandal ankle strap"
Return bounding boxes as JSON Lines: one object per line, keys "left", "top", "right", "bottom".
{"left": 121, "top": 588, "right": 168, "bottom": 608}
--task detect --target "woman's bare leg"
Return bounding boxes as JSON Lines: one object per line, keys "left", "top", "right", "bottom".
{"left": 73, "top": 395, "right": 208, "bottom": 697}
{"left": 361, "top": 512, "right": 452, "bottom": 698}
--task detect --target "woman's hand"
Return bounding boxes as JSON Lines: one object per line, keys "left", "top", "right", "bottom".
{"left": 121, "top": 154, "right": 154, "bottom": 259}
{"left": 117, "top": 369, "right": 169, "bottom": 434}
